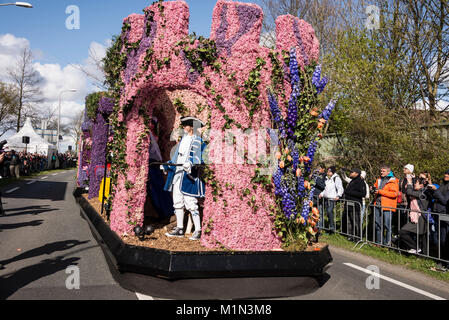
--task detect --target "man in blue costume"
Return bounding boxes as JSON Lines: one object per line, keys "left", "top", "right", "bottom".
{"left": 162, "top": 116, "right": 206, "bottom": 241}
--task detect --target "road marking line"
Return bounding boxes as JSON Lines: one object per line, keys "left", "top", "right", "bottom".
{"left": 41, "top": 176, "right": 48, "bottom": 180}
{"left": 26, "top": 180, "right": 36, "bottom": 185}
{"left": 135, "top": 292, "right": 154, "bottom": 300}
{"left": 344, "top": 262, "right": 446, "bottom": 300}
{"left": 5, "top": 187, "right": 20, "bottom": 194}
{"left": 52, "top": 173, "right": 58, "bottom": 176}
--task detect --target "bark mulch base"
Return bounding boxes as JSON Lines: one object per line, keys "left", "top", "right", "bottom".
{"left": 73, "top": 188, "right": 333, "bottom": 298}
{"left": 80, "top": 193, "right": 327, "bottom": 253}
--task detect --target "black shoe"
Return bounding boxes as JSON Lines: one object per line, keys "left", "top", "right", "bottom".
{"left": 391, "top": 235, "right": 399, "bottom": 246}
{"left": 0, "top": 264, "right": 4, "bottom": 270}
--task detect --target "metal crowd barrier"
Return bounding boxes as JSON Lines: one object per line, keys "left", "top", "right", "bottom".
{"left": 314, "top": 197, "right": 449, "bottom": 264}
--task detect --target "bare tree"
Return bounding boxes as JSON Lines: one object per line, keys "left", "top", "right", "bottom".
{"left": 0, "top": 81, "right": 18, "bottom": 137}
{"left": 404, "top": 0, "right": 449, "bottom": 118}
{"left": 257, "top": 0, "right": 365, "bottom": 56}
{"left": 67, "top": 109, "right": 84, "bottom": 154}
{"left": 70, "top": 45, "right": 107, "bottom": 90}
{"left": 8, "top": 48, "right": 44, "bottom": 132}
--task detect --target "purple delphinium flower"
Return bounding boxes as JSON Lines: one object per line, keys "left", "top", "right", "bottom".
{"left": 273, "top": 167, "right": 283, "bottom": 196}
{"left": 282, "top": 187, "right": 297, "bottom": 219}
{"left": 308, "top": 186, "right": 316, "bottom": 203}
{"left": 319, "top": 99, "right": 337, "bottom": 121}
{"left": 300, "top": 199, "right": 310, "bottom": 223}
{"left": 268, "top": 92, "right": 287, "bottom": 139}
{"left": 312, "top": 65, "right": 328, "bottom": 94}
{"left": 286, "top": 48, "right": 301, "bottom": 138}
{"left": 291, "top": 146, "right": 299, "bottom": 171}
{"left": 297, "top": 176, "right": 305, "bottom": 198}
{"left": 304, "top": 140, "right": 318, "bottom": 174}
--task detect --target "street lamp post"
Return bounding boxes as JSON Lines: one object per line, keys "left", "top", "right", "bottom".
{"left": 0, "top": 2, "right": 33, "bottom": 8}
{"left": 58, "top": 89, "right": 77, "bottom": 152}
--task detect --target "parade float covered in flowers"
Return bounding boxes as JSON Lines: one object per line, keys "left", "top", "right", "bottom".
{"left": 78, "top": 0, "right": 337, "bottom": 257}
{"left": 77, "top": 92, "right": 114, "bottom": 195}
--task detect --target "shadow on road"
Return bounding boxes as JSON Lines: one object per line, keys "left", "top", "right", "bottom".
{"left": 120, "top": 272, "right": 332, "bottom": 299}
{"left": 0, "top": 240, "right": 90, "bottom": 267}
{"left": 0, "top": 256, "right": 80, "bottom": 299}
{"left": 0, "top": 220, "right": 43, "bottom": 230}
{"left": 4, "top": 205, "right": 51, "bottom": 212}
{"left": 1, "top": 204, "right": 59, "bottom": 217}
{"left": 2, "top": 181, "right": 68, "bottom": 201}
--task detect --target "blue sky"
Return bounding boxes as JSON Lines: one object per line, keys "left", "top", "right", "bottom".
{"left": 0, "top": 0, "right": 254, "bottom": 67}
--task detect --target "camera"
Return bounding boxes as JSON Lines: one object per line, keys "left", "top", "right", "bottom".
{"left": 0, "top": 140, "right": 7, "bottom": 150}
{"left": 370, "top": 184, "right": 378, "bottom": 194}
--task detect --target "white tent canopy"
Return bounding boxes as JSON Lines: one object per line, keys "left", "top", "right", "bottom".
{"left": 4, "top": 117, "right": 57, "bottom": 157}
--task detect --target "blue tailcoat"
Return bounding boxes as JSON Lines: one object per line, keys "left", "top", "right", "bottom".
{"left": 163, "top": 135, "right": 206, "bottom": 198}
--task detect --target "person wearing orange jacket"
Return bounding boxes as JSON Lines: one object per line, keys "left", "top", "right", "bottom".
{"left": 371, "top": 165, "right": 399, "bottom": 246}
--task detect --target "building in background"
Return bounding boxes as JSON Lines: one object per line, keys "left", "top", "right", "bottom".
{"left": 35, "top": 119, "right": 58, "bottom": 146}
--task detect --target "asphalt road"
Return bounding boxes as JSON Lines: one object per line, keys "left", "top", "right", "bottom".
{"left": 1, "top": 169, "right": 449, "bottom": 300}
{"left": 0, "top": 170, "right": 137, "bottom": 300}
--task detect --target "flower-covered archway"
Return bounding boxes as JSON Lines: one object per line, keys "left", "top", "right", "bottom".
{"left": 105, "top": 0, "right": 322, "bottom": 251}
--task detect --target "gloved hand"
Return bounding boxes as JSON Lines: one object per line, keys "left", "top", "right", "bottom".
{"left": 183, "top": 161, "right": 192, "bottom": 174}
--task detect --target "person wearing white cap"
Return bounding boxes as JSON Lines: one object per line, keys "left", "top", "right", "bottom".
{"left": 360, "top": 171, "right": 369, "bottom": 227}
{"left": 397, "top": 164, "right": 416, "bottom": 231}
{"left": 162, "top": 116, "right": 206, "bottom": 241}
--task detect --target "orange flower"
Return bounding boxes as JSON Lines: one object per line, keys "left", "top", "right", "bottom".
{"left": 279, "top": 160, "right": 285, "bottom": 169}
{"left": 284, "top": 147, "right": 290, "bottom": 154}
{"left": 296, "top": 168, "right": 302, "bottom": 177}
{"left": 310, "top": 108, "right": 319, "bottom": 117}
{"left": 275, "top": 151, "right": 281, "bottom": 160}
{"left": 287, "top": 155, "right": 293, "bottom": 162}
{"left": 304, "top": 180, "right": 310, "bottom": 190}
{"left": 312, "top": 207, "right": 319, "bottom": 215}
{"left": 300, "top": 217, "right": 305, "bottom": 224}
{"left": 317, "top": 122, "right": 324, "bottom": 129}
{"left": 319, "top": 118, "right": 327, "bottom": 124}
{"left": 303, "top": 156, "right": 311, "bottom": 163}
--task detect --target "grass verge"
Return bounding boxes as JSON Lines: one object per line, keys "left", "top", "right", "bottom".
{"left": 321, "top": 233, "right": 449, "bottom": 283}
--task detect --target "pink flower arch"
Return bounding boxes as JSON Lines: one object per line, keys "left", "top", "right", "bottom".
{"left": 109, "top": 0, "right": 320, "bottom": 251}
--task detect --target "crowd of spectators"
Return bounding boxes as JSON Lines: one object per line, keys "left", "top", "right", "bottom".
{"left": 314, "top": 163, "right": 449, "bottom": 271}
{"left": 0, "top": 150, "right": 77, "bottom": 179}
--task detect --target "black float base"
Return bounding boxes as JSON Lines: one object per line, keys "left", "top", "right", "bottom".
{"left": 73, "top": 188, "right": 333, "bottom": 299}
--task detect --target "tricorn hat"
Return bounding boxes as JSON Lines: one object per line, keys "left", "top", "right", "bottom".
{"left": 180, "top": 116, "right": 205, "bottom": 128}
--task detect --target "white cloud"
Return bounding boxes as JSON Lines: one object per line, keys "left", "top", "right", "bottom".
{"left": 0, "top": 34, "right": 111, "bottom": 151}
{"left": 415, "top": 99, "right": 449, "bottom": 112}
{"left": 0, "top": 33, "right": 30, "bottom": 79}
{"left": 79, "top": 40, "right": 108, "bottom": 90}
